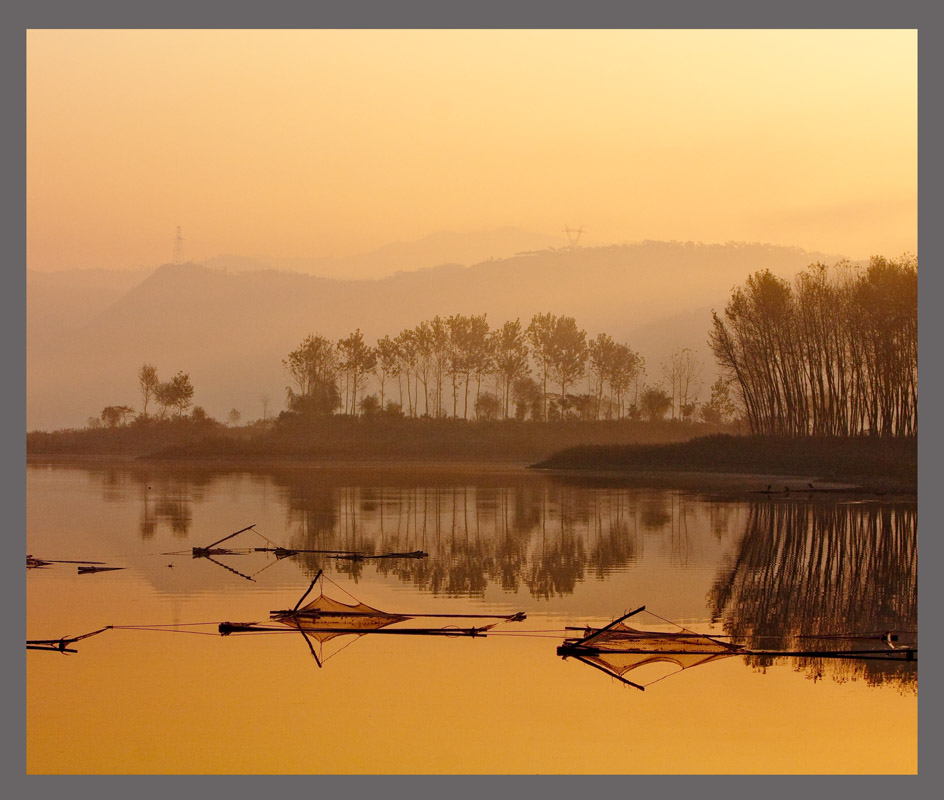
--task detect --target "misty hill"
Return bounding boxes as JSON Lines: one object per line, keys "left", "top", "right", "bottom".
{"left": 27, "top": 240, "right": 842, "bottom": 431}
{"left": 27, "top": 267, "right": 154, "bottom": 351}
{"left": 204, "top": 226, "right": 559, "bottom": 279}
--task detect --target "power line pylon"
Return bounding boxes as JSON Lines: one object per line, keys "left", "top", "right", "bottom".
{"left": 563, "top": 225, "right": 584, "bottom": 249}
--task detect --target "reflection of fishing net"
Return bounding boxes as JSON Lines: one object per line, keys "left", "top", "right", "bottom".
{"left": 561, "top": 605, "right": 917, "bottom": 693}
{"left": 568, "top": 623, "right": 741, "bottom": 688}
{"left": 275, "top": 593, "right": 406, "bottom": 643}
{"left": 219, "top": 569, "right": 523, "bottom": 667}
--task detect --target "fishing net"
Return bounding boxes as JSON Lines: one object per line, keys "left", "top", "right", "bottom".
{"left": 564, "top": 623, "right": 743, "bottom": 687}
{"left": 588, "top": 623, "right": 743, "bottom": 653}
{"left": 275, "top": 593, "right": 407, "bottom": 642}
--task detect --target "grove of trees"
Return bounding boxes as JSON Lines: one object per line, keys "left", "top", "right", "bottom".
{"left": 89, "top": 366, "right": 199, "bottom": 429}
{"left": 70, "top": 247, "right": 917, "bottom": 451}
{"left": 709, "top": 256, "right": 917, "bottom": 437}
{"left": 281, "top": 312, "right": 675, "bottom": 423}
{"left": 81, "top": 255, "right": 914, "bottom": 443}
{"left": 124, "top": 364, "right": 197, "bottom": 421}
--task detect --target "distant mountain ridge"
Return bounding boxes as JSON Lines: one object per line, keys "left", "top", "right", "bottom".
{"left": 203, "top": 226, "right": 560, "bottom": 279}
{"left": 27, "top": 239, "right": 846, "bottom": 431}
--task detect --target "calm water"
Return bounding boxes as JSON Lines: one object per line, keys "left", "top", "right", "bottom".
{"left": 26, "top": 460, "right": 917, "bottom": 774}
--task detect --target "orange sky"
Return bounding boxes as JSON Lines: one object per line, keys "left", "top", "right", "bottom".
{"left": 26, "top": 29, "right": 917, "bottom": 273}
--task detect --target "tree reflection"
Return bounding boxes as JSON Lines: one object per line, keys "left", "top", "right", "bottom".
{"left": 70, "top": 460, "right": 917, "bottom": 690}
{"left": 709, "top": 499, "right": 917, "bottom": 691}
{"left": 639, "top": 498, "right": 671, "bottom": 530}
{"left": 44, "top": 462, "right": 217, "bottom": 538}
{"left": 138, "top": 479, "right": 194, "bottom": 538}
{"left": 257, "top": 476, "right": 686, "bottom": 599}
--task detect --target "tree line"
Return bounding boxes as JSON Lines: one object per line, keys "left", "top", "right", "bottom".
{"left": 709, "top": 256, "right": 917, "bottom": 437}
{"left": 86, "top": 255, "right": 914, "bottom": 439}
{"left": 88, "top": 319, "right": 726, "bottom": 430}
{"left": 90, "top": 366, "right": 196, "bottom": 429}
{"left": 281, "top": 314, "right": 727, "bottom": 424}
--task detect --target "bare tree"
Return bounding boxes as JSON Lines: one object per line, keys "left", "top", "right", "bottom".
{"left": 662, "top": 347, "right": 703, "bottom": 420}
{"left": 610, "top": 344, "right": 644, "bottom": 419}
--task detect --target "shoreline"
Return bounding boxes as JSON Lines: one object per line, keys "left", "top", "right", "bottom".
{"left": 528, "top": 466, "right": 912, "bottom": 495}
{"left": 528, "top": 434, "right": 917, "bottom": 494}
{"left": 26, "top": 453, "right": 914, "bottom": 496}
{"left": 26, "top": 430, "right": 917, "bottom": 495}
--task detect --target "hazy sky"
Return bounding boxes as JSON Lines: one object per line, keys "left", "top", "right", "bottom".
{"left": 26, "top": 29, "right": 917, "bottom": 273}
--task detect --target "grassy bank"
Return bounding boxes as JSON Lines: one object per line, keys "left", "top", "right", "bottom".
{"left": 26, "top": 416, "right": 734, "bottom": 463}
{"left": 529, "top": 434, "right": 917, "bottom": 491}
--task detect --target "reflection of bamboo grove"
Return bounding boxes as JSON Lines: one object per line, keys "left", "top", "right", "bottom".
{"left": 709, "top": 500, "right": 917, "bottom": 690}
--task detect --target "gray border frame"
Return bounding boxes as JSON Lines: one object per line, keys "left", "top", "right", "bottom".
{"left": 9, "top": 0, "right": 935, "bottom": 795}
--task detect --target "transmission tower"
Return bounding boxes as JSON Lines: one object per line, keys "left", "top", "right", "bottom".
{"left": 173, "top": 226, "right": 184, "bottom": 264}
{"left": 563, "top": 225, "right": 584, "bottom": 249}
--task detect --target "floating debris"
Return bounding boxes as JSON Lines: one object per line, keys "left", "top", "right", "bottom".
{"left": 27, "top": 627, "right": 111, "bottom": 654}
{"left": 163, "top": 525, "right": 430, "bottom": 582}
{"left": 27, "top": 555, "right": 106, "bottom": 570}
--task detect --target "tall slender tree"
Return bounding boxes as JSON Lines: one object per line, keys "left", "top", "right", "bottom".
{"left": 374, "top": 335, "right": 400, "bottom": 412}
{"left": 492, "top": 319, "right": 530, "bottom": 418}
{"left": 527, "top": 312, "right": 557, "bottom": 420}
{"left": 395, "top": 329, "right": 418, "bottom": 416}
{"left": 588, "top": 333, "right": 618, "bottom": 418}
{"left": 549, "top": 315, "right": 587, "bottom": 416}
{"left": 711, "top": 258, "right": 917, "bottom": 437}
{"left": 337, "top": 329, "right": 376, "bottom": 415}
{"left": 138, "top": 363, "right": 159, "bottom": 417}
{"left": 413, "top": 321, "right": 434, "bottom": 416}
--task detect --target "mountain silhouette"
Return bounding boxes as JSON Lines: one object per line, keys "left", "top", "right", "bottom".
{"left": 27, "top": 239, "right": 844, "bottom": 430}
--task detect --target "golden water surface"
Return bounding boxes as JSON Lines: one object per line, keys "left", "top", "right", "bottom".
{"left": 26, "top": 462, "right": 917, "bottom": 774}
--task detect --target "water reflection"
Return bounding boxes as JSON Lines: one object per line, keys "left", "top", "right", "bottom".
{"left": 28, "top": 461, "right": 917, "bottom": 691}
{"left": 709, "top": 499, "right": 917, "bottom": 690}
{"left": 273, "top": 476, "right": 694, "bottom": 598}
